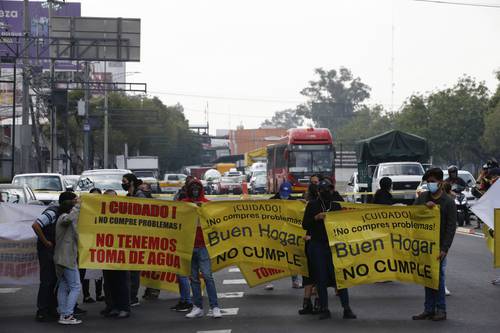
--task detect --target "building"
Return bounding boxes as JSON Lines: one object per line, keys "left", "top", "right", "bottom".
{"left": 228, "top": 128, "right": 287, "bottom": 155}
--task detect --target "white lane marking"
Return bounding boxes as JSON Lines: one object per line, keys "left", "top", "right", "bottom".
{"left": 456, "top": 229, "right": 484, "bottom": 238}
{"left": 228, "top": 267, "right": 240, "bottom": 273}
{"left": 0, "top": 288, "right": 21, "bottom": 294}
{"left": 197, "top": 330, "right": 232, "bottom": 333}
{"left": 205, "top": 308, "right": 239, "bottom": 317}
{"left": 223, "top": 279, "right": 247, "bottom": 285}
{"left": 217, "top": 292, "right": 244, "bottom": 298}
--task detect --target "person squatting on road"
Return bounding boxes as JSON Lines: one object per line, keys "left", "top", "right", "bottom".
{"left": 53, "top": 192, "right": 82, "bottom": 325}
{"left": 302, "top": 179, "right": 357, "bottom": 320}
{"left": 182, "top": 179, "right": 222, "bottom": 319}
{"left": 412, "top": 167, "right": 457, "bottom": 321}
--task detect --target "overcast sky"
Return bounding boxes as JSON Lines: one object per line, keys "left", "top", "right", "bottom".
{"left": 81, "top": 0, "right": 500, "bottom": 133}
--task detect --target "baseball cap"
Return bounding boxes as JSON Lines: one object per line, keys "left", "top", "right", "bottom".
{"left": 279, "top": 182, "right": 293, "bottom": 198}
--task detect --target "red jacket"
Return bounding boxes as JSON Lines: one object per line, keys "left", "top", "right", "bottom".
{"left": 181, "top": 180, "right": 209, "bottom": 248}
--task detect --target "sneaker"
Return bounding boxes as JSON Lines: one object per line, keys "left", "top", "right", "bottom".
{"left": 104, "top": 309, "right": 119, "bottom": 318}
{"left": 116, "top": 311, "right": 130, "bottom": 319}
{"left": 58, "top": 315, "right": 82, "bottom": 325}
{"left": 432, "top": 310, "right": 447, "bottom": 321}
{"left": 83, "top": 296, "right": 96, "bottom": 303}
{"left": 491, "top": 277, "right": 500, "bottom": 285}
{"left": 176, "top": 302, "right": 193, "bottom": 312}
{"left": 264, "top": 284, "right": 274, "bottom": 290}
{"left": 96, "top": 295, "right": 105, "bottom": 302}
{"left": 212, "top": 307, "right": 222, "bottom": 319}
{"left": 292, "top": 282, "right": 302, "bottom": 289}
{"left": 318, "top": 309, "right": 331, "bottom": 320}
{"left": 186, "top": 306, "right": 204, "bottom": 318}
{"left": 130, "top": 299, "right": 140, "bottom": 307}
{"left": 412, "top": 311, "right": 435, "bottom": 320}
{"left": 445, "top": 287, "right": 451, "bottom": 296}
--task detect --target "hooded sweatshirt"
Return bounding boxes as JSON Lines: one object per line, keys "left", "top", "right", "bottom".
{"left": 182, "top": 180, "right": 209, "bottom": 248}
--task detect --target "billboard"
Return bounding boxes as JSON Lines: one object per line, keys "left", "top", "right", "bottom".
{"left": 0, "top": 1, "right": 81, "bottom": 69}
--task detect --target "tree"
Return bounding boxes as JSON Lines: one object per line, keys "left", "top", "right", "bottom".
{"left": 298, "top": 67, "right": 371, "bottom": 132}
{"left": 335, "top": 105, "right": 393, "bottom": 146}
{"left": 261, "top": 108, "right": 304, "bottom": 128}
{"left": 394, "top": 76, "right": 489, "bottom": 167}
{"left": 481, "top": 72, "right": 500, "bottom": 157}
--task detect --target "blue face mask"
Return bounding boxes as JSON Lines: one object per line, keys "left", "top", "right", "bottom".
{"left": 427, "top": 182, "right": 440, "bottom": 194}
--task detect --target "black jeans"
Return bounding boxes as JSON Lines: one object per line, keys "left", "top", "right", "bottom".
{"left": 36, "top": 244, "right": 58, "bottom": 315}
{"left": 79, "top": 269, "right": 103, "bottom": 298}
{"left": 130, "top": 271, "right": 140, "bottom": 302}
{"left": 103, "top": 270, "right": 130, "bottom": 312}
{"left": 309, "top": 240, "right": 349, "bottom": 310}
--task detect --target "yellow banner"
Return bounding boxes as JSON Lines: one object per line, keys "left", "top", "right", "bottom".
{"left": 199, "top": 200, "right": 309, "bottom": 277}
{"left": 495, "top": 209, "right": 500, "bottom": 268}
{"left": 140, "top": 271, "right": 180, "bottom": 293}
{"left": 238, "top": 263, "right": 297, "bottom": 287}
{"left": 78, "top": 195, "right": 198, "bottom": 275}
{"left": 326, "top": 206, "right": 440, "bottom": 289}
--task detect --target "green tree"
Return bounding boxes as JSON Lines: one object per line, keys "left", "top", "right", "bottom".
{"left": 261, "top": 108, "right": 304, "bottom": 128}
{"left": 394, "top": 76, "right": 489, "bottom": 167}
{"left": 298, "top": 67, "right": 371, "bottom": 132}
{"left": 481, "top": 72, "right": 500, "bottom": 157}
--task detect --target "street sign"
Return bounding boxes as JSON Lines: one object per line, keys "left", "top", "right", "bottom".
{"left": 83, "top": 123, "right": 91, "bottom": 132}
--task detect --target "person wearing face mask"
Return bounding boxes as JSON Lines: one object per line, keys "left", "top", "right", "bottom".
{"left": 302, "top": 179, "right": 357, "bottom": 320}
{"left": 412, "top": 168, "right": 457, "bottom": 322}
{"left": 182, "top": 180, "right": 222, "bottom": 319}
{"left": 122, "top": 174, "right": 147, "bottom": 309}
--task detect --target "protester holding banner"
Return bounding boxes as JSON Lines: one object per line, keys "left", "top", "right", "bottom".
{"left": 99, "top": 189, "right": 132, "bottom": 319}
{"left": 302, "top": 179, "right": 356, "bottom": 320}
{"left": 53, "top": 192, "right": 82, "bottom": 325}
{"left": 412, "top": 168, "right": 457, "bottom": 321}
{"left": 183, "top": 180, "right": 222, "bottom": 319}
{"left": 122, "top": 173, "right": 147, "bottom": 307}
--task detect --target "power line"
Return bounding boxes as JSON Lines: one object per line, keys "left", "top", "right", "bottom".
{"left": 149, "top": 90, "right": 304, "bottom": 104}
{"left": 412, "top": 0, "right": 500, "bottom": 8}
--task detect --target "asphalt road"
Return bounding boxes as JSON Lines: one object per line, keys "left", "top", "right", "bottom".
{"left": 1, "top": 232, "right": 499, "bottom": 333}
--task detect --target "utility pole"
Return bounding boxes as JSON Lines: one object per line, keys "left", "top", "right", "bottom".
{"left": 11, "top": 62, "right": 17, "bottom": 179}
{"left": 48, "top": 1, "right": 57, "bottom": 173}
{"left": 103, "top": 61, "right": 109, "bottom": 168}
{"left": 21, "top": 0, "right": 30, "bottom": 173}
{"left": 83, "top": 61, "right": 90, "bottom": 170}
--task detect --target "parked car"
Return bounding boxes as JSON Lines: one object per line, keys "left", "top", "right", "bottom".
{"left": 203, "top": 169, "right": 222, "bottom": 195}
{"left": 63, "top": 175, "right": 80, "bottom": 191}
{"left": 160, "top": 174, "right": 187, "bottom": 194}
{"left": 12, "top": 173, "right": 70, "bottom": 205}
{"left": 345, "top": 171, "right": 362, "bottom": 203}
{"left": 250, "top": 174, "right": 267, "bottom": 194}
{"left": 219, "top": 175, "right": 244, "bottom": 194}
{"left": 0, "top": 184, "right": 41, "bottom": 204}
{"left": 371, "top": 162, "right": 425, "bottom": 203}
{"left": 76, "top": 169, "right": 132, "bottom": 195}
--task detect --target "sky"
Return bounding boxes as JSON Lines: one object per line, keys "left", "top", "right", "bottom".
{"left": 79, "top": 0, "right": 500, "bottom": 134}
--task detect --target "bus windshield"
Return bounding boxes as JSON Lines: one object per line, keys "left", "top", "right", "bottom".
{"left": 289, "top": 150, "right": 333, "bottom": 173}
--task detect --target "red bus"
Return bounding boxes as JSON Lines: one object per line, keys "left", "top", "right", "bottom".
{"left": 267, "top": 128, "right": 335, "bottom": 193}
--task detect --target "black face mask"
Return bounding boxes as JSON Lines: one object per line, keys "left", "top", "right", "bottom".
{"left": 122, "top": 183, "right": 131, "bottom": 191}
{"left": 319, "top": 190, "right": 333, "bottom": 201}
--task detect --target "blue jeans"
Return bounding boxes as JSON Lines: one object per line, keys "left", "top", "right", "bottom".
{"left": 190, "top": 247, "right": 219, "bottom": 309}
{"left": 177, "top": 275, "right": 192, "bottom": 303}
{"left": 57, "top": 267, "right": 81, "bottom": 316}
{"left": 424, "top": 257, "right": 447, "bottom": 313}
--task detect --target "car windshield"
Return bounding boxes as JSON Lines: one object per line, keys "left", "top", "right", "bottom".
{"left": 135, "top": 171, "right": 155, "bottom": 178}
{"left": 379, "top": 164, "right": 424, "bottom": 176}
{"left": 13, "top": 175, "right": 62, "bottom": 191}
{"left": 252, "top": 171, "right": 266, "bottom": 177}
{"left": 166, "top": 174, "right": 186, "bottom": 181}
{"left": 0, "top": 188, "right": 26, "bottom": 203}
{"left": 77, "top": 174, "right": 125, "bottom": 191}
{"left": 289, "top": 150, "right": 333, "bottom": 173}
{"left": 64, "top": 177, "right": 79, "bottom": 188}
{"left": 221, "top": 176, "right": 243, "bottom": 183}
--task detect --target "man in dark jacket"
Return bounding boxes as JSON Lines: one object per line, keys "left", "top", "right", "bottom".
{"left": 373, "top": 177, "right": 394, "bottom": 205}
{"left": 412, "top": 168, "right": 457, "bottom": 321}
{"left": 302, "top": 179, "right": 356, "bottom": 320}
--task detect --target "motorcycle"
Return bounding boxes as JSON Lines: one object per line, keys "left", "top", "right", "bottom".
{"left": 452, "top": 184, "right": 470, "bottom": 227}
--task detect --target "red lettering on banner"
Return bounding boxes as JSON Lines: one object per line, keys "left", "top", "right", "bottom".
{"left": 89, "top": 248, "right": 126, "bottom": 263}
{"left": 141, "top": 271, "right": 178, "bottom": 283}
{"left": 109, "top": 201, "right": 118, "bottom": 214}
{"left": 96, "top": 233, "right": 114, "bottom": 247}
{"left": 146, "top": 252, "right": 180, "bottom": 268}
{"left": 0, "top": 262, "right": 38, "bottom": 278}
{"left": 253, "top": 267, "right": 285, "bottom": 279}
{"left": 116, "top": 235, "right": 176, "bottom": 252}
{"left": 129, "top": 251, "right": 145, "bottom": 264}
{"left": 101, "top": 202, "right": 107, "bottom": 214}
{"left": 106, "top": 201, "right": 177, "bottom": 219}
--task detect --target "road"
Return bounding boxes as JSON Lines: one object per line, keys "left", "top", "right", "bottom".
{"left": 1, "top": 232, "right": 499, "bottom": 333}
